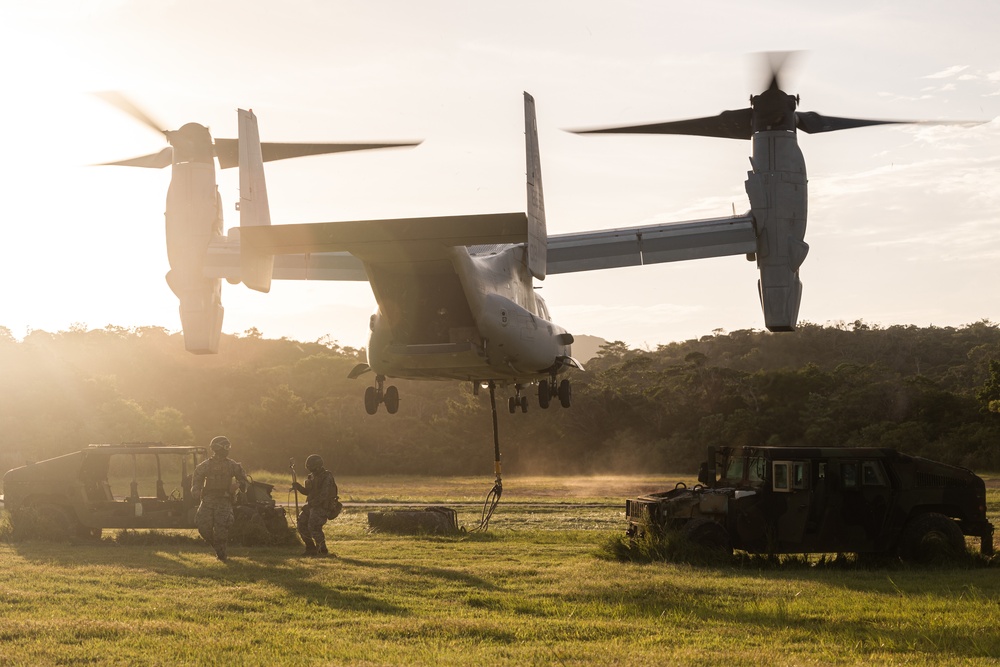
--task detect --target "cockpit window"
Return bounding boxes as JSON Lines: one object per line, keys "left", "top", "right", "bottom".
{"left": 842, "top": 462, "right": 859, "bottom": 489}
{"left": 723, "top": 456, "right": 743, "bottom": 482}
{"left": 720, "top": 454, "right": 767, "bottom": 487}
{"left": 862, "top": 461, "right": 888, "bottom": 486}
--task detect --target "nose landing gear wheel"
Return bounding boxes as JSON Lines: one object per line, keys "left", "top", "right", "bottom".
{"left": 384, "top": 385, "right": 400, "bottom": 414}
{"left": 509, "top": 384, "right": 530, "bottom": 414}
{"left": 363, "top": 375, "right": 400, "bottom": 415}
{"left": 364, "top": 386, "right": 379, "bottom": 415}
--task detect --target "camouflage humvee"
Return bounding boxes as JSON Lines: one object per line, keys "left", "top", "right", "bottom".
{"left": 2, "top": 444, "right": 288, "bottom": 541}
{"left": 626, "top": 446, "right": 994, "bottom": 561}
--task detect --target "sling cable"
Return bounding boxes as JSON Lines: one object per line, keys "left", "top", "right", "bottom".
{"left": 473, "top": 380, "right": 503, "bottom": 532}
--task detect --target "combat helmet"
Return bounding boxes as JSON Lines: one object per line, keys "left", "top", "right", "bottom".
{"left": 305, "top": 454, "right": 324, "bottom": 472}
{"left": 210, "top": 436, "right": 231, "bottom": 454}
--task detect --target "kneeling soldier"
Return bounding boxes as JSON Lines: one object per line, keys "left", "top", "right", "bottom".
{"left": 292, "top": 454, "right": 340, "bottom": 556}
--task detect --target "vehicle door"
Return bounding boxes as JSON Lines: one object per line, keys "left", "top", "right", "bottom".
{"left": 104, "top": 451, "right": 192, "bottom": 528}
{"left": 771, "top": 459, "right": 811, "bottom": 548}
{"left": 827, "top": 459, "right": 892, "bottom": 551}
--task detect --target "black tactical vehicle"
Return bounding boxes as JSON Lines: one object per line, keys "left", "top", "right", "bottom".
{"left": 626, "top": 446, "right": 994, "bottom": 561}
{"left": 2, "top": 444, "right": 288, "bottom": 541}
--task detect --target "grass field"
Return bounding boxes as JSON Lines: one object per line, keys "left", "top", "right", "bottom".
{"left": 1, "top": 475, "right": 998, "bottom": 666}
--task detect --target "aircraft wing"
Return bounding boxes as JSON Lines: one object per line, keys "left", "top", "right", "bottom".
{"left": 204, "top": 212, "right": 528, "bottom": 282}
{"left": 205, "top": 238, "right": 369, "bottom": 282}
{"left": 243, "top": 212, "right": 526, "bottom": 264}
{"left": 546, "top": 213, "right": 756, "bottom": 274}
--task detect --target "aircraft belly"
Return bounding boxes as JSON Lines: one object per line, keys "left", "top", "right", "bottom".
{"left": 374, "top": 342, "right": 495, "bottom": 381}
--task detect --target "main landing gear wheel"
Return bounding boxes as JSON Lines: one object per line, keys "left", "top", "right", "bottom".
{"left": 538, "top": 377, "right": 572, "bottom": 409}
{"left": 364, "top": 375, "right": 400, "bottom": 415}
{"left": 558, "top": 379, "right": 571, "bottom": 408}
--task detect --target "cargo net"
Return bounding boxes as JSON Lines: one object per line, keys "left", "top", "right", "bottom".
{"left": 367, "top": 507, "right": 462, "bottom": 535}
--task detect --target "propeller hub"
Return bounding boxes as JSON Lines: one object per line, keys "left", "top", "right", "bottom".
{"left": 166, "top": 123, "right": 215, "bottom": 165}
{"left": 751, "top": 87, "right": 798, "bottom": 133}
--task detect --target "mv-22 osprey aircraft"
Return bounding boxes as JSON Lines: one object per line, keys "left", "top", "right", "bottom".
{"left": 100, "top": 56, "right": 969, "bottom": 416}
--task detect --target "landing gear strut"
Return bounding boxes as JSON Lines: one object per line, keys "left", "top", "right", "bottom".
{"left": 538, "top": 376, "right": 571, "bottom": 409}
{"left": 364, "top": 375, "right": 400, "bottom": 415}
{"left": 507, "top": 384, "right": 529, "bottom": 414}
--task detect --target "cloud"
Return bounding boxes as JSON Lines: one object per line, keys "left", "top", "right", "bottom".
{"left": 924, "top": 65, "right": 969, "bottom": 80}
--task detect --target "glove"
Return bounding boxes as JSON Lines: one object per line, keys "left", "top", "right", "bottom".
{"left": 292, "top": 482, "right": 306, "bottom": 494}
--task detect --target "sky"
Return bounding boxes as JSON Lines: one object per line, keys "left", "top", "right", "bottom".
{"left": 1, "top": 0, "right": 998, "bottom": 351}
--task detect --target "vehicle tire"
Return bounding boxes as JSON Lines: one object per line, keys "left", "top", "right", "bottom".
{"left": 22, "top": 503, "right": 76, "bottom": 541}
{"left": 10, "top": 507, "right": 35, "bottom": 541}
{"left": 76, "top": 526, "right": 103, "bottom": 540}
{"left": 896, "top": 512, "right": 966, "bottom": 565}
{"left": 384, "top": 385, "right": 400, "bottom": 414}
{"left": 538, "top": 380, "right": 550, "bottom": 409}
{"left": 683, "top": 518, "right": 733, "bottom": 555}
{"left": 364, "top": 386, "right": 379, "bottom": 415}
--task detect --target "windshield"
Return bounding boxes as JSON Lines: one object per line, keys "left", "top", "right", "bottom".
{"left": 720, "top": 453, "right": 767, "bottom": 488}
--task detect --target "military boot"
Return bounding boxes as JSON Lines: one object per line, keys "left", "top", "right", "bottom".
{"left": 214, "top": 544, "right": 228, "bottom": 562}
{"left": 302, "top": 541, "right": 318, "bottom": 557}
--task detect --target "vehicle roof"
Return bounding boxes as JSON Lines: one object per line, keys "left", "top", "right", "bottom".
{"left": 84, "top": 444, "right": 207, "bottom": 454}
{"left": 721, "top": 446, "right": 903, "bottom": 459}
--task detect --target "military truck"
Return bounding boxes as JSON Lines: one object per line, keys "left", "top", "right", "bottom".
{"left": 626, "top": 446, "right": 994, "bottom": 562}
{"left": 2, "top": 444, "right": 288, "bottom": 541}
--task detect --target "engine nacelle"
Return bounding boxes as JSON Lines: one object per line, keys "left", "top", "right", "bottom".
{"left": 746, "top": 131, "right": 809, "bottom": 332}
{"left": 164, "top": 161, "right": 225, "bottom": 354}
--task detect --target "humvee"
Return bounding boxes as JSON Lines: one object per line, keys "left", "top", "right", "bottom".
{"left": 626, "top": 446, "right": 994, "bottom": 561}
{"left": 2, "top": 444, "right": 288, "bottom": 541}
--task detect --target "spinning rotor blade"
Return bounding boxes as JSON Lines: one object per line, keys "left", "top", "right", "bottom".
{"left": 93, "top": 91, "right": 169, "bottom": 137}
{"left": 796, "top": 112, "right": 982, "bottom": 134}
{"left": 95, "top": 147, "right": 174, "bottom": 169}
{"left": 795, "top": 113, "right": 908, "bottom": 134}
{"left": 212, "top": 138, "right": 422, "bottom": 169}
{"left": 572, "top": 108, "right": 753, "bottom": 140}
{"left": 572, "top": 51, "right": 983, "bottom": 141}
{"left": 762, "top": 50, "right": 796, "bottom": 93}
{"left": 96, "top": 92, "right": 421, "bottom": 169}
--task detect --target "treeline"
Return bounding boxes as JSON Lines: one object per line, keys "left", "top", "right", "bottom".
{"left": 1, "top": 320, "right": 999, "bottom": 482}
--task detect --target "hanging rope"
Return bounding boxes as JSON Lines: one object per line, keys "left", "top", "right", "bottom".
{"left": 473, "top": 381, "right": 503, "bottom": 532}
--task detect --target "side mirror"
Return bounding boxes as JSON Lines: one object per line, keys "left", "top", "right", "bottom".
{"left": 698, "top": 461, "right": 715, "bottom": 487}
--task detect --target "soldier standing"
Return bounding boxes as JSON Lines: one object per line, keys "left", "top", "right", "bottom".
{"left": 191, "top": 436, "right": 248, "bottom": 561}
{"left": 292, "top": 454, "right": 340, "bottom": 556}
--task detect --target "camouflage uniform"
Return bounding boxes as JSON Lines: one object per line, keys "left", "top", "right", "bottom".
{"left": 191, "top": 437, "right": 248, "bottom": 561}
{"left": 294, "top": 455, "right": 339, "bottom": 556}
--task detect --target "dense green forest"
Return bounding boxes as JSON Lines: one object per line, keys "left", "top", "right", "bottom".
{"left": 2, "top": 320, "right": 1000, "bottom": 483}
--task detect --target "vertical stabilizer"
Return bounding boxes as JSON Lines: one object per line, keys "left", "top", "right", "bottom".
{"left": 238, "top": 108, "right": 274, "bottom": 293}
{"left": 524, "top": 92, "right": 547, "bottom": 280}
